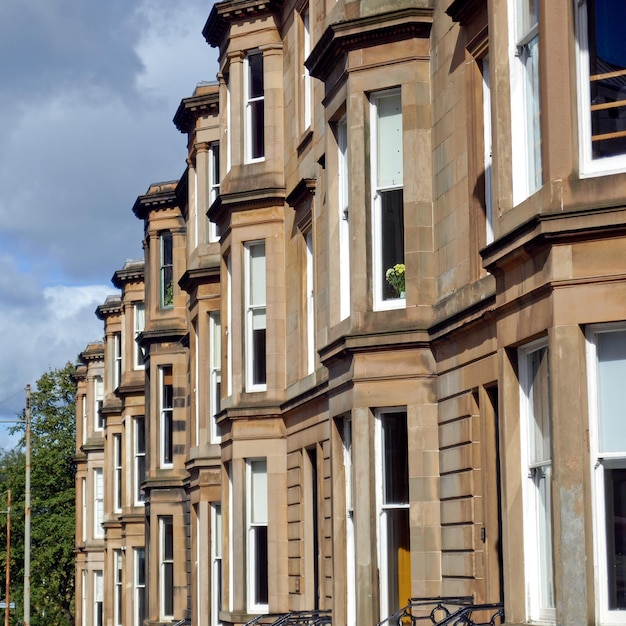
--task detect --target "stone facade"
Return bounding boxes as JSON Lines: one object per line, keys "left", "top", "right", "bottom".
{"left": 75, "top": 1, "right": 626, "bottom": 626}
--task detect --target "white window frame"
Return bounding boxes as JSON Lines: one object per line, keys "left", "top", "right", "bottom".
{"left": 370, "top": 89, "right": 405, "bottom": 311}
{"left": 134, "top": 548, "right": 146, "bottom": 626}
{"left": 81, "top": 570, "right": 86, "bottom": 626}
{"left": 244, "top": 241, "right": 267, "bottom": 392}
{"left": 160, "top": 232, "right": 174, "bottom": 309}
{"left": 81, "top": 394, "right": 87, "bottom": 444}
{"left": 211, "top": 503, "right": 223, "bottom": 626}
{"left": 81, "top": 477, "right": 87, "bottom": 542}
{"left": 587, "top": 323, "right": 626, "bottom": 624}
{"left": 113, "top": 331, "right": 122, "bottom": 389}
{"left": 94, "top": 376, "right": 104, "bottom": 431}
{"left": 94, "top": 570, "right": 104, "bottom": 626}
{"left": 226, "top": 254, "right": 233, "bottom": 397}
{"left": 133, "top": 417, "right": 146, "bottom": 505}
{"left": 113, "top": 433, "right": 122, "bottom": 513}
{"left": 482, "top": 54, "right": 494, "bottom": 244}
{"left": 375, "top": 408, "right": 410, "bottom": 619}
{"left": 226, "top": 77, "right": 232, "bottom": 173}
{"left": 160, "top": 366, "right": 174, "bottom": 468}
{"left": 576, "top": 0, "right": 626, "bottom": 177}
{"left": 509, "top": 0, "right": 542, "bottom": 204}
{"left": 338, "top": 115, "right": 351, "bottom": 320}
{"left": 209, "top": 142, "right": 221, "bottom": 242}
{"left": 247, "top": 458, "right": 269, "bottom": 613}
{"left": 301, "top": 7, "right": 312, "bottom": 131}
{"left": 227, "top": 462, "right": 234, "bottom": 613}
{"left": 114, "top": 549, "right": 123, "bottom": 626}
{"left": 159, "top": 516, "right": 175, "bottom": 620}
{"left": 519, "top": 338, "right": 555, "bottom": 623}
{"left": 94, "top": 467, "right": 104, "bottom": 539}
{"left": 342, "top": 418, "right": 356, "bottom": 625}
{"left": 210, "top": 312, "right": 222, "bottom": 443}
{"left": 305, "top": 231, "right": 315, "bottom": 375}
{"left": 134, "top": 303, "right": 145, "bottom": 369}
{"left": 244, "top": 50, "right": 265, "bottom": 163}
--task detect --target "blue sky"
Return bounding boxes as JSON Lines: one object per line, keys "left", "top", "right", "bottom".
{"left": 0, "top": 0, "right": 219, "bottom": 447}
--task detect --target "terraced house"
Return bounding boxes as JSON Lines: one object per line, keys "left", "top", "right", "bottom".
{"left": 75, "top": 1, "right": 626, "bottom": 625}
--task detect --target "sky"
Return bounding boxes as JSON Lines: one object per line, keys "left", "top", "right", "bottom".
{"left": 0, "top": 0, "right": 219, "bottom": 447}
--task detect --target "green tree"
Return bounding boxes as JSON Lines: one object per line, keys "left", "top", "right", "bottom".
{"left": 0, "top": 362, "right": 77, "bottom": 626}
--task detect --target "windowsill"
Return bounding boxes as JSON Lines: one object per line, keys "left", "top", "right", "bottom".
{"left": 297, "top": 128, "right": 313, "bottom": 155}
{"left": 374, "top": 297, "right": 406, "bottom": 312}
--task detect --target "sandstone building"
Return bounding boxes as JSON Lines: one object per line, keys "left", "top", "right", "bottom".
{"left": 75, "top": 0, "right": 626, "bottom": 625}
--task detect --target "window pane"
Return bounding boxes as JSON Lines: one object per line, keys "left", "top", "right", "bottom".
{"left": 589, "top": 0, "right": 626, "bottom": 159}
{"left": 523, "top": 35, "right": 542, "bottom": 192}
{"left": 605, "top": 466, "right": 626, "bottom": 609}
{"left": 249, "top": 243, "right": 266, "bottom": 305}
{"left": 381, "top": 189, "right": 405, "bottom": 301}
{"left": 253, "top": 328, "right": 267, "bottom": 386}
{"left": 528, "top": 346, "right": 551, "bottom": 464}
{"left": 384, "top": 508, "right": 410, "bottom": 614}
{"left": 597, "top": 330, "right": 626, "bottom": 453}
{"left": 382, "top": 412, "right": 409, "bottom": 505}
{"left": 251, "top": 100, "right": 265, "bottom": 160}
{"left": 251, "top": 459, "right": 268, "bottom": 524}
{"left": 253, "top": 525, "right": 269, "bottom": 605}
{"left": 377, "top": 94, "right": 403, "bottom": 188}
{"left": 164, "top": 563, "right": 174, "bottom": 615}
{"left": 249, "top": 53, "right": 264, "bottom": 98}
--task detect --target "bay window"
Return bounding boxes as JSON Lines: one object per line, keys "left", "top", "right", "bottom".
{"left": 376, "top": 409, "right": 410, "bottom": 618}
{"left": 114, "top": 550, "right": 123, "bottom": 626}
{"left": 371, "top": 90, "right": 405, "bottom": 309}
{"left": 245, "top": 241, "right": 267, "bottom": 391}
{"left": 587, "top": 325, "right": 626, "bottom": 622}
{"left": 113, "top": 331, "right": 122, "bottom": 389}
{"left": 134, "top": 548, "right": 146, "bottom": 626}
{"left": 519, "top": 340, "right": 555, "bottom": 622}
{"left": 94, "top": 376, "right": 104, "bottom": 431}
{"left": 160, "top": 366, "right": 173, "bottom": 467}
{"left": 160, "top": 232, "right": 173, "bottom": 308}
{"left": 160, "top": 516, "right": 174, "bottom": 620}
{"left": 134, "top": 416, "right": 145, "bottom": 504}
{"left": 209, "top": 142, "right": 221, "bottom": 241}
{"left": 94, "top": 467, "right": 104, "bottom": 539}
{"left": 211, "top": 503, "right": 223, "bottom": 626}
{"left": 577, "top": 0, "right": 626, "bottom": 175}
{"left": 247, "top": 458, "right": 269, "bottom": 612}
{"left": 134, "top": 303, "right": 145, "bottom": 369}
{"left": 94, "top": 570, "right": 103, "bottom": 626}
{"left": 510, "top": 0, "right": 542, "bottom": 202}
{"left": 209, "top": 312, "right": 222, "bottom": 442}
{"left": 113, "top": 433, "right": 122, "bottom": 513}
{"left": 245, "top": 51, "right": 265, "bottom": 162}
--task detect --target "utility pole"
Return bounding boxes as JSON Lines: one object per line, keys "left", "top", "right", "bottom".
{"left": 4, "top": 489, "right": 9, "bottom": 626}
{"left": 24, "top": 385, "right": 31, "bottom": 626}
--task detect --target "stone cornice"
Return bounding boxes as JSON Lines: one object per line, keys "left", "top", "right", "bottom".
{"left": 173, "top": 84, "right": 219, "bottom": 134}
{"left": 307, "top": 7, "right": 433, "bottom": 81}
{"left": 79, "top": 342, "right": 104, "bottom": 363}
{"left": 132, "top": 181, "right": 179, "bottom": 220}
{"left": 179, "top": 265, "right": 221, "bottom": 292}
{"left": 203, "top": 0, "right": 285, "bottom": 49}
{"left": 111, "top": 259, "right": 144, "bottom": 289}
{"left": 95, "top": 295, "right": 122, "bottom": 320}
{"left": 208, "top": 186, "right": 286, "bottom": 225}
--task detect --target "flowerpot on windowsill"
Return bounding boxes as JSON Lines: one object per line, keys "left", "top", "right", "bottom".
{"left": 400, "top": 291, "right": 406, "bottom": 299}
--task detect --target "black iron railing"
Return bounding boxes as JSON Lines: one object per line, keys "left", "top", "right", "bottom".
{"left": 244, "top": 610, "right": 332, "bottom": 625}
{"left": 378, "top": 596, "right": 504, "bottom": 626}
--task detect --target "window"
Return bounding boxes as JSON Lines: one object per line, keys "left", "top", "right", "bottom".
{"left": 338, "top": 115, "right": 351, "bottom": 320}
{"left": 519, "top": 340, "right": 555, "bottom": 622}
{"left": 510, "top": 0, "right": 542, "bottom": 202}
{"left": 113, "top": 433, "right": 122, "bottom": 513}
{"left": 300, "top": 7, "right": 312, "bottom": 131}
{"left": 114, "top": 550, "right": 123, "bottom": 626}
{"left": 134, "top": 417, "right": 146, "bottom": 504}
{"left": 376, "top": 409, "right": 410, "bottom": 618}
{"left": 210, "top": 312, "right": 222, "bottom": 443}
{"left": 226, "top": 253, "right": 233, "bottom": 397}
{"left": 160, "top": 232, "right": 174, "bottom": 308}
{"left": 82, "top": 394, "right": 87, "bottom": 444}
{"left": 81, "top": 570, "right": 86, "bottom": 626}
{"left": 81, "top": 477, "right": 87, "bottom": 542}
{"left": 245, "top": 242, "right": 267, "bottom": 391}
{"left": 134, "top": 303, "right": 145, "bottom": 369}
{"left": 342, "top": 418, "right": 356, "bottom": 624}
{"left": 160, "top": 516, "right": 174, "bottom": 620}
{"left": 94, "top": 376, "right": 104, "bottom": 431}
{"left": 94, "top": 570, "right": 103, "bottom": 626}
{"left": 371, "top": 91, "right": 405, "bottom": 309}
{"left": 247, "top": 458, "right": 269, "bottom": 612}
{"left": 160, "top": 366, "right": 173, "bottom": 467}
{"left": 587, "top": 325, "right": 626, "bottom": 622}
{"left": 482, "top": 55, "right": 494, "bottom": 245}
{"left": 94, "top": 467, "right": 104, "bottom": 539}
{"left": 113, "top": 332, "right": 122, "bottom": 389}
{"left": 245, "top": 51, "right": 265, "bottom": 162}
{"left": 226, "top": 76, "right": 232, "bottom": 172}
{"left": 134, "top": 548, "right": 146, "bottom": 626}
{"left": 211, "top": 503, "right": 223, "bottom": 626}
{"left": 209, "top": 142, "right": 221, "bottom": 241}
{"left": 305, "top": 231, "right": 315, "bottom": 375}
{"left": 577, "top": 0, "right": 626, "bottom": 175}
